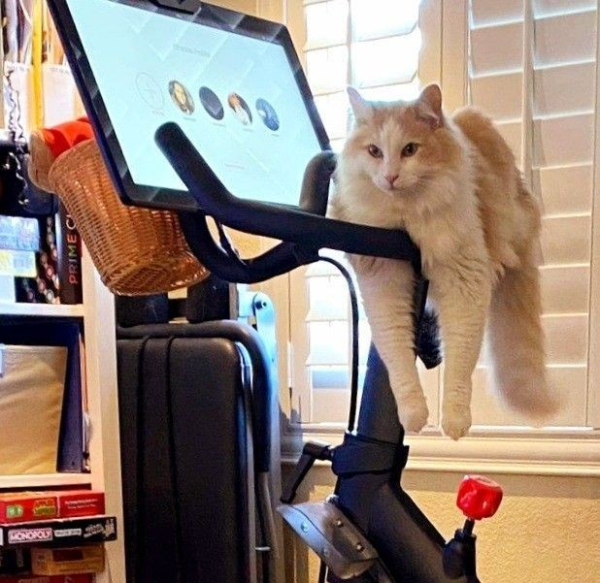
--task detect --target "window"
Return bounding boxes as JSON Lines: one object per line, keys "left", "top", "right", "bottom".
{"left": 301, "top": 0, "right": 427, "bottom": 150}
{"left": 466, "top": 0, "right": 598, "bottom": 428}
{"left": 278, "top": 0, "right": 600, "bottom": 472}
{"left": 289, "top": 0, "right": 442, "bottom": 426}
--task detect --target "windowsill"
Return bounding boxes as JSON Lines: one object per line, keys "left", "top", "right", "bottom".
{"left": 281, "top": 422, "right": 600, "bottom": 477}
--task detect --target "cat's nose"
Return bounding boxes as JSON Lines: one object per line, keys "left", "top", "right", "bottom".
{"left": 385, "top": 174, "right": 399, "bottom": 187}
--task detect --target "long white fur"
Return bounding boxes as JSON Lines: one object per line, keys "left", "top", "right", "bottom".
{"left": 330, "top": 86, "right": 557, "bottom": 439}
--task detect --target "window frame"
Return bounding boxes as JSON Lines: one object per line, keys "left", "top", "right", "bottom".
{"left": 256, "top": 0, "right": 600, "bottom": 476}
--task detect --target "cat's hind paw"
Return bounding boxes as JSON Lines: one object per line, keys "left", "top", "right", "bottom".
{"left": 397, "top": 393, "right": 429, "bottom": 433}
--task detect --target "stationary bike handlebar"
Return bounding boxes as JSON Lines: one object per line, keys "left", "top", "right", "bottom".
{"left": 155, "top": 123, "right": 420, "bottom": 283}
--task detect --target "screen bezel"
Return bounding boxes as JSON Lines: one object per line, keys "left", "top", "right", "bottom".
{"left": 47, "top": 0, "right": 331, "bottom": 211}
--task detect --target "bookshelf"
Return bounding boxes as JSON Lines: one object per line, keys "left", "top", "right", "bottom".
{"left": 0, "top": 250, "right": 126, "bottom": 583}
{"left": 0, "top": 1, "right": 125, "bottom": 579}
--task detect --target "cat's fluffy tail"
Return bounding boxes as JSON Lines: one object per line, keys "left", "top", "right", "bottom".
{"left": 487, "top": 257, "right": 559, "bottom": 420}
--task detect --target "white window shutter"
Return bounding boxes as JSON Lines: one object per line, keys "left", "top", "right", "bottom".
{"left": 289, "top": 0, "right": 600, "bottom": 432}
{"left": 468, "top": 0, "right": 598, "bottom": 428}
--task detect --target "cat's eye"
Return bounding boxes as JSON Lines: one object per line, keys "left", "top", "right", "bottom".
{"left": 368, "top": 144, "right": 383, "bottom": 158}
{"left": 402, "top": 142, "right": 420, "bottom": 157}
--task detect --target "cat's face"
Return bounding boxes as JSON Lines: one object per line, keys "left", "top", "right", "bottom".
{"left": 341, "top": 85, "right": 461, "bottom": 199}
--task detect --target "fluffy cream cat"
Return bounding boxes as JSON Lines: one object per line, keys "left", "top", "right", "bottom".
{"left": 329, "top": 84, "right": 558, "bottom": 439}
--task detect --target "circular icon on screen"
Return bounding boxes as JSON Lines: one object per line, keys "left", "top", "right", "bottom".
{"left": 168, "top": 80, "right": 195, "bottom": 115}
{"left": 256, "top": 98, "right": 280, "bottom": 131}
{"left": 227, "top": 93, "right": 253, "bottom": 125}
{"left": 136, "top": 73, "right": 164, "bottom": 110}
{"left": 199, "top": 87, "right": 224, "bottom": 120}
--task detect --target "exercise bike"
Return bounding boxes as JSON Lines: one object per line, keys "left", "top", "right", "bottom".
{"left": 155, "top": 124, "right": 504, "bottom": 583}
{"left": 44, "top": 0, "right": 505, "bottom": 580}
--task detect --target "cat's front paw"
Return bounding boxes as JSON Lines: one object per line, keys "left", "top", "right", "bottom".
{"left": 442, "top": 396, "right": 472, "bottom": 440}
{"left": 397, "top": 392, "right": 429, "bottom": 433}
{"left": 442, "top": 413, "right": 471, "bottom": 440}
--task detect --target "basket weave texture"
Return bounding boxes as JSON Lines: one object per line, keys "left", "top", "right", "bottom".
{"left": 48, "top": 140, "right": 208, "bottom": 295}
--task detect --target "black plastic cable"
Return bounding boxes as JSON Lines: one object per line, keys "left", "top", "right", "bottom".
{"left": 215, "top": 220, "right": 243, "bottom": 262}
{"left": 211, "top": 229, "right": 361, "bottom": 432}
{"left": 318, "top": 256, "right": 360, "bottom": 434}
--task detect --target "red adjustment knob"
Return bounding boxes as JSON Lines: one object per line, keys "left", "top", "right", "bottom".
{"left": 457, "top": 475, "right": 503, "bottom": 521}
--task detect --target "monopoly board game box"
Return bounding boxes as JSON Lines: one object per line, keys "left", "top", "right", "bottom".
{"left": 0, "top": 516, "right": 117, "bottom": 547}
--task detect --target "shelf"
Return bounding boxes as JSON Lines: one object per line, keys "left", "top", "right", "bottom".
{"left": 0, "top": 303, "right": 84, "bottom": 317}
{"left": 0, "top": 473, "right": 93, "bottom": 490}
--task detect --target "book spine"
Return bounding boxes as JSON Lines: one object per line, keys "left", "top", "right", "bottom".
{"left": 13, "top": 216, "right": 59, "bottom": 304}
{"left": 56, "top": 203, "right": 82, "bottom": 305}
{"left": 0, "top": 216, "right": 40, "bottom": 252}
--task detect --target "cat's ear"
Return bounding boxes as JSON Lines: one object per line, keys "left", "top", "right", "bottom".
{"left": 416, "top": 84, "right": 444, "bottom": 130}
{"left": 347, "top": 87, "right": 372, "bottom": 122}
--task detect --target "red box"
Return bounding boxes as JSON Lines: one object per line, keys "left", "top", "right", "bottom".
{"left": 0, "top": 576, "right": 92, "bottom": 583}
{"left": 55, "top": 492, "right": 105, "bottom": 519}
{"left": 0, "top": 491, "right": 105, "bottom": 524}
{"left": 0, "top": 494, "right": 58, "bottom": 524}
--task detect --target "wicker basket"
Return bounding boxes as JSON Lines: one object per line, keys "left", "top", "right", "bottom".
{"left": 48, "top": 140, "right": 208, "bottom": 295}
